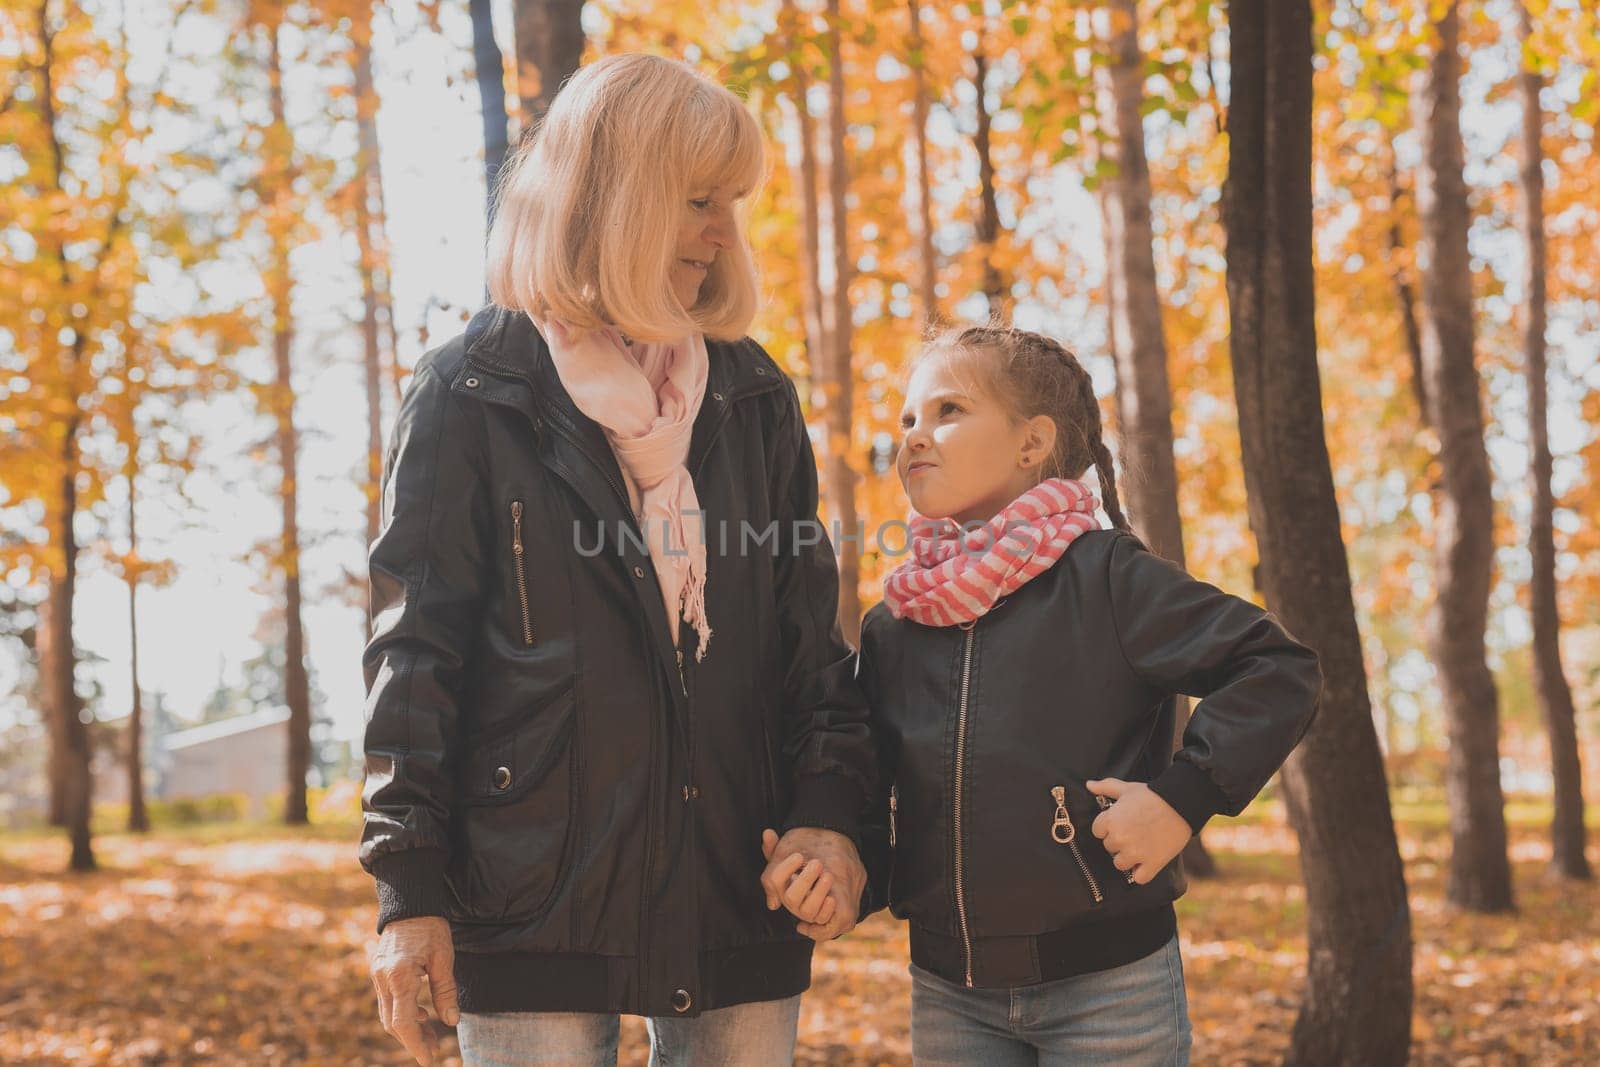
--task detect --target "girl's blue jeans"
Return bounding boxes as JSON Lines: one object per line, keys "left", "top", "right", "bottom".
{"left": 910, "top": 934, "right": 1192, "bottom": 1066}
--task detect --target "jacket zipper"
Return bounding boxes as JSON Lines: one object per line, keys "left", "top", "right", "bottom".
{"left": 636, "top": 622, "right": 658, "bottom": 1006}
{"left": 677, "top": 642, "right": 693, "bottom": 766}
{"left": 510, "top": 500, "right": 533, "bottom": 646}
{"left": 953, "top": 621, "right": 977, "bottom": 987}
{"left": 888, "top": 785, "right": 897, "bottom": 848}
{"left": 1050, "top": 786, "right": 1105, "bottom": 905}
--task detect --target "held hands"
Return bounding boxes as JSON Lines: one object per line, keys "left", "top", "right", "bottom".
{"left": 369, "top": 915, "right": 459, "bottom": 1066}
{"left": 1087, "top": 778, "right": 1193, "bottom": 886}
{"left": 759, "top": 827, "right": 866, "bottom": 942}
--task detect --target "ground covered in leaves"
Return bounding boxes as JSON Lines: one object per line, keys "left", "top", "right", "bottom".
{"left": 1, "top": 799, "right": 1596, "bottom": 1065}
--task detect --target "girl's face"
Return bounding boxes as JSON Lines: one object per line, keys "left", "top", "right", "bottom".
{"left": 896, "top": 351, "right": 1056, "bottom": 526}
{"left": 670, "top": 185, "right": 741, "bottom": 310}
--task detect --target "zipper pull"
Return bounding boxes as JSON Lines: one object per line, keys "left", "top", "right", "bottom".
{"left": 675, "top": 649, "right": 687, "bottom": 697}
{"left": 509, "top": 500, "right": 533, "bottom": 646}
{"left": 889, "top": 786, "right": 898, "bottom": 848}
{"left": 1050, "top": 786, "right": 1075, "bottom": 844}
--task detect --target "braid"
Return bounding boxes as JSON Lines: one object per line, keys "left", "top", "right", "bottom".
{"left": 1092, "top": 441, "right": 1131, "bottom": 532}
{"left": 1066, "top": 362, "right": 1133, "bottom": 533}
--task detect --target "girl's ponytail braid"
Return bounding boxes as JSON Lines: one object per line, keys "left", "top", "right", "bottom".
{"left": 1064, "top": 356, "right": 1133, "bottom": 533}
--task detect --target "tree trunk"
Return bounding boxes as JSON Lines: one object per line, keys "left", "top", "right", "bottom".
{"left": 824, "top": 0, "right": 861, "bottom": 642}
{"left": 38, "top": 4, "right": 94, "bottom": 870}
{"left": 973, "top": 43, "right": 1005, "bottom": 319}
{"left": 268, "top": 24, "right": 312, "bottom": 826}
{"left": 370, "top": 126, "right": 401, "bottom": 411}
{"left": 1417, "top": 3, "right": 1513, "bottom": 912}
{"left": 1384, "top": 149, "right": 1428, "bottom": 422}
{"left": 107, "top": 0, "right": 149, "bottom": 838}
{"left": 348, "top": 3, "right": 400, "bottom": 410}
{"left": 1515, "top": 0, "right": 1589, "bottom": 880}
{"left": 784, "top": 0, "right": 830, "bottom": 385}
{"left": 41, "top": 589, "right": 68, "bottom": 827}
{"left": 1098, "top": 185, "right": 1128, "bottom": 472}
{"left": 380, "top": 271, "right": 402, "bottom": 410}
{"left": 513, "top": 0, "right": 584, "bottom": 134}
{"left": 41, "top": 565, "right": 94, "bottom": 869}
{"left": 907, "top": 0, "right": 938, "bottom": 331}
{"left": 126, "top": 468, "right": 149, "bottom": 834}
{"left": 49, "top": 470, "right": 95, "bottom": 872}
{"left": 470, "top": 0, "right": 510, "bottom": 228}
{"left": 1099, "top": 0, "right": 1187, "bottom": 591}
{"left": 1098, "top": 0, "right": 1213, "bottom": 875}
{"left": 41, "top": 413, "right": 96, "bottom": 870}
{"left": 353, "top": 8, "right": 388, "bottom": 552}
{"left": 1224, "top": 3, "right": 1412, "bottom": 1061}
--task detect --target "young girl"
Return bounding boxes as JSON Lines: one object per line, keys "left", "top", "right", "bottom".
{"left": 360, "top": 54, "right": 873, "bottom": 1067}
{"left": 850, "top": 325, "right": 1321, "bottom": 1064}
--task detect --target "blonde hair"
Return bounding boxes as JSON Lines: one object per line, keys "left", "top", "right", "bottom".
{"left": 486, "top": 53, "right": 767, "bottom": 343}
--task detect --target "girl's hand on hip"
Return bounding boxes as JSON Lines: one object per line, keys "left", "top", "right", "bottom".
{"left": 1086, "top": 778, "right": 1193, "bottom": 886}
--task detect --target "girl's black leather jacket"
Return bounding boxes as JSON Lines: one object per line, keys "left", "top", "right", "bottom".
{"left": 857, "top": 529, "right": 1321, "bottom": 988}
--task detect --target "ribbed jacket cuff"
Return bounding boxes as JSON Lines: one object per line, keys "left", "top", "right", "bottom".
{"left": 783, "top": 773, "right": 866, "bottom": 850}
{"left": 369, "top": 848, "right": 452, "bottom": 934}
{"left": 1148, "top": 760, "right": 1231, "bottom": 834}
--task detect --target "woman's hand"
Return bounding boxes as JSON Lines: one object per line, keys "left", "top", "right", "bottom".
{"left": 1087, "top": 779, "right": 1193, "bottom": 885}
{"left": 369, "top": 915, "right": 459, "bottom": 1066}
{"left": 760, "top": 827, "right": 866, "bottom": 941}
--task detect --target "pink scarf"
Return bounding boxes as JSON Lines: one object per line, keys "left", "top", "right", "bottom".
{"left": 882, "top": 478, "right": 1101, "bottom": 627}
{"left": 536, "top": 317, "right": 713, "bottom": 660}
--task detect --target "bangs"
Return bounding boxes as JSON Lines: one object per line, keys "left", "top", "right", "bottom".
{"left": 917, "top": 333, "right": 1007, "bottom": 404}
{"left": 682, "top": 88, "right": 767, "bottom": 198}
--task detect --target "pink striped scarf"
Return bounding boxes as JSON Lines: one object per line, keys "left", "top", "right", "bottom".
{"left": 882, "top": 478, "right": 1101, "bottom": 627}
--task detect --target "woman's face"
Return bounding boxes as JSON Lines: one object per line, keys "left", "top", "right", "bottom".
{"left": 895, "top": 352, "right": 1056, "bottom": 526}
{"left": 671, "top": 186, "right": 740, "bottom": 310}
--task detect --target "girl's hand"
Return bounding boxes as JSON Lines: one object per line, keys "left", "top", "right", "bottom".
{"left": 1086, "top": 778, "right": 1193, "bottom": 885}
{"left": 759, "top": 828, "right": 843, "bottom": 933}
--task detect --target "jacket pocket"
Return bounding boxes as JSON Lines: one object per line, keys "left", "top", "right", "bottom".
{"left": 1047, "top": 781, "right": 1112, "bottom": 908}
{"left": 508, "top": 499, "right": 534, "bottom": 647}
{"left": 451, "top": 683, "right": 579, "bottom": 924}
{"left": 1042, "top": 774, "right": 1178, "bottom": 919}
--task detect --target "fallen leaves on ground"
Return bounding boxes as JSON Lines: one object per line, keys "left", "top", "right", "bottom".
{"left": 1, "top": 809, "right": 1596, "bottom": 1065}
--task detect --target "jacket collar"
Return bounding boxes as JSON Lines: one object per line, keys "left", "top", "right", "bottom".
{"left": 457, "top": 304, "right": 785, "bottom": 484}
{"left": 461, "top": 304, "right": 782, "bottom": 412}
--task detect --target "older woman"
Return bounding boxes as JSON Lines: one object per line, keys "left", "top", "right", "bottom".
{"left": 360, "top": 53, "right": 873, "bottom": 1066}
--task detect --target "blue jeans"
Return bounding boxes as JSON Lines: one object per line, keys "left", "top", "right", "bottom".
{"left": 910, "top": 935, "right": 1191, "bottom": 1066}
{"left": 456, "top": 994, "right": 802, "bottom": 1066}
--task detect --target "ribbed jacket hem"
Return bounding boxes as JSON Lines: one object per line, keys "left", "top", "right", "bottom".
{"left": 909, "top": 905, "right": 1178, "bottom": 989}
{"left": 783, "top": 772, "right": 867, "bottom": 849}
{"left": 370, "top": 848, "right": 453, "bottom": 935}
{"left": 1147, "top": 759, "right": 1231, "bottom": 833}
{"left": 453, "top": 939, "right": 815, "bottom": 1017}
